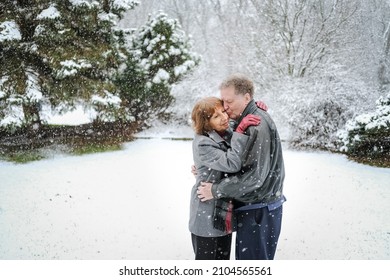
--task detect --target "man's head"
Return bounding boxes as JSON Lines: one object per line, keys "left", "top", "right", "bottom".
{"left": 219, "top": 73, "right": 254, "bottom": 120}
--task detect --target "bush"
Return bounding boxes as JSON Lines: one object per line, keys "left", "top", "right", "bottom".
{"left": 280, "top": 73, "right": 376, "bottom": 151}
{"left": 288, "top": 98, "right": 349, "bottom": 150}
{"left": 338, "top": 93, "right": 390, "bottom": 159}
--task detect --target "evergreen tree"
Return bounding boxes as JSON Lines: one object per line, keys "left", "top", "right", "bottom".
{"left": 115, "top": 12, "right": 200, "bottom": 125}
{"left": 0, "top": 0, "right": 137, "bottom": 132}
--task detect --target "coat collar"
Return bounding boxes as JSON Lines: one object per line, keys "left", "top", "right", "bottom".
{"left": 207, "top": 129, "right": 232, "bottom": 146}
{"left": 235, "top": 99, "right": 257, "bottom": 128}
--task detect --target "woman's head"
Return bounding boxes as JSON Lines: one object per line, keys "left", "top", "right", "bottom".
{"left": 191, "top": 97, "right": 229, "bottom": 135}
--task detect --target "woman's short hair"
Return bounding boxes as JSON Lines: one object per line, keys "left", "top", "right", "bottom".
{"left": 191, "top": 97, "right": 223, "bottom": 135}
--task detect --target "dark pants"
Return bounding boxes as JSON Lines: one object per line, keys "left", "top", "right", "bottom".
{"left": 235, "top": 205, "right": 283, "bottom": 260}
{"left": 191, "top": 233, "right": 232, "bottom": 260}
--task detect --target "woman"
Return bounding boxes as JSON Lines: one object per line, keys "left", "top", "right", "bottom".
{"left": 189, "top": 96, "right": 261, "bottom": 260}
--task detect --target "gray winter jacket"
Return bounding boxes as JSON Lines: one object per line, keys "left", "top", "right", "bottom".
{"left": 189, "top": 130, "right": 249, "bottom": 237}
{"left": 211, "top": 100, "right": 285, "bottom": 206}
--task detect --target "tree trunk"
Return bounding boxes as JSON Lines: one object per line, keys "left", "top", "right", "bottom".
{"left": 22, "top": 103, "right": 42, "bottom": 133}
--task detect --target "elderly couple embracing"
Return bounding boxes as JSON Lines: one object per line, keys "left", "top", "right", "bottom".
{"left": 189, "top": 73, "right": 286, "bottom": 260}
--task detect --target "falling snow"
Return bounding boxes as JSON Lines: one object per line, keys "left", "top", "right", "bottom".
{"left": 0, "top": 124, "right": 389, "bottom": 259}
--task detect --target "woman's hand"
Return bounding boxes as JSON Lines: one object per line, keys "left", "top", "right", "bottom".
{"left": 256, "top": 100, "right": 268, "bottom": 111}
{"left": 197, "top": 182, "right": 214, "bottom": 201}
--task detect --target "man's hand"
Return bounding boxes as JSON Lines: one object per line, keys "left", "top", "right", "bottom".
{"left": 197, "top": 182, "right": 214, "bottom": 201}
{"left": 191, "top": 165, "right": 197, "bottom": 177}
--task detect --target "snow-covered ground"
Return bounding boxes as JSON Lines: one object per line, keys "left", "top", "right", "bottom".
{"left": 0, "top": 124, "right": 389, "bottom": 260}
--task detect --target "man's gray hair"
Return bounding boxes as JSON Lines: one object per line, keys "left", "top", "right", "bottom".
{"left": 219, "top": 73, "right": 254, "bottom": 98}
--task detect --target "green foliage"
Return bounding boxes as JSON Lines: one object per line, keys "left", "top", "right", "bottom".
{"left": 71, "top": 142, "right": 122, "bottom": 155}
{"left": 0, "top": 150, "right": 46, "bottom": 164}
{"left": 339, "top": 94, "right": 390, "bottom": 159}
{"left": 0, "top": 0, "right": 136, "bottom": 130}
{"left": 115, "top": 12, "right": 200, "bottom": 124}
{"left": 1, "top": 3, "right": 199, "bottom": 132}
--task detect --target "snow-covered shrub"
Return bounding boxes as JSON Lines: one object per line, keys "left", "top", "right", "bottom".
{"left": 278, "top": 70, "right": 377, "bottom": 150}
{"left": 338, "top": 94, "right": 390, "bottom": 159}
{"left": 90, "top": 91, "right": 122, "bottom": 122}
{"left": 115, "top": 12, "right": 199, "bottom": 125}
{"left": 0, "top": 104, "right": 24, "bottom": 134}
{"left": 288, "top": 98, "right": 349, "bottom": 150}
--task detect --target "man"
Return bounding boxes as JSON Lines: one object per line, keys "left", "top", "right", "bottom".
{"left": 197, "top": 73, "right": 286, "bottom": 260}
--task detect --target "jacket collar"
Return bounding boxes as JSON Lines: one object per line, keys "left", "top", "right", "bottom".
{"left": 235, "top": 99, "right": 257, "bottom": 128}
{"left": 207, "top": 129, "right": 232, "bottom": 146}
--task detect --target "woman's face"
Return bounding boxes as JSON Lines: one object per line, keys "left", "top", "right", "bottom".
{"left": 209, "top": 105, "right": 229, "bottom": 133}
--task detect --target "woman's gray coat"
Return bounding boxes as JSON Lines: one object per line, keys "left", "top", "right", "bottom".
{"left": 189, "top": 129, "right": 249, "bottom": 237}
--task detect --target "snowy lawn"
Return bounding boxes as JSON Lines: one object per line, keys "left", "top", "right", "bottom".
{"left": 0, "top": 134, "right": 389, "bottom": 260}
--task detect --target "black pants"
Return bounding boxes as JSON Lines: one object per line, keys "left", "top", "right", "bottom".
{"left": 235, "top": 205, "right": 283, "bottom": 260}
{"left": 191, "top": 233, "right": 232, "bottom": 260}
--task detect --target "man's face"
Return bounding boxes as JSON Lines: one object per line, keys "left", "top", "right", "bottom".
{"left": 220, "top": 85, "right": 250, "bottom": 120}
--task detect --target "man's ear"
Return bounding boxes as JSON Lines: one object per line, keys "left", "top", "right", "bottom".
{"left": 244, "top": 93, "right": 251, "bottom": 104}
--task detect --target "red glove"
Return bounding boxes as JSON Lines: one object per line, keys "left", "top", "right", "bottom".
{"left": 236, "top": 114, "right": 261, "bottom": 133}
{"left": 256, "top": 100, "right": 268, "bottom": 111}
